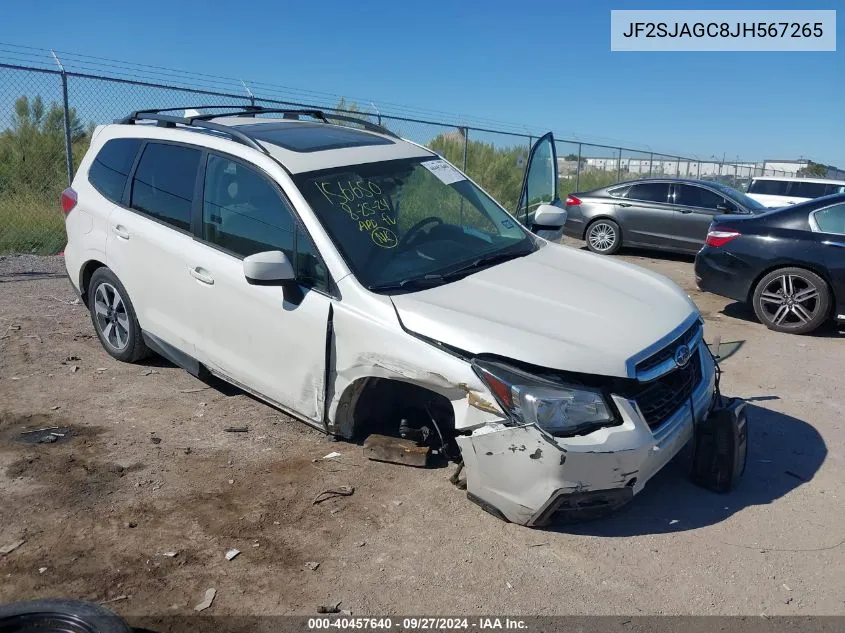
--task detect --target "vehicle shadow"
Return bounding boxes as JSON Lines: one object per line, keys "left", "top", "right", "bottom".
{"left": 0, "top": 271, "right": 67, "bottom": 283}
{"left": 551, "top": 403, "right": 826, "bottom": 536}
{"left": 137, "top": 355, "right": 244, "bottom": 397}
{"left": 617, "top": 246, "right": 696, "bottom": 264}
{"left": 563, "top": 239, "right": 698, "bottom": 264}
{"left": 722, "top": 301, "right": 845, "bottom": 338}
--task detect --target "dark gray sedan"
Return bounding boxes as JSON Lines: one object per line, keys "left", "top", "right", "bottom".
{"left": 562, "top": 178, "right": 767, "bottom": 255}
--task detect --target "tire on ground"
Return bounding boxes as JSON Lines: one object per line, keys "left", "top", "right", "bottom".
{"left": 751, "top": 266, "right": 831, "bottom": 335}
{"left": 88, "top": 266, "right": 150, "bottom": 363}
{"left": 584, "top": 218, "right": 622, "bottom": 255}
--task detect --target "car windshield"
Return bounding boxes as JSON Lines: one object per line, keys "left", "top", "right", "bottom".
{"left": 708, "top": 181, "right": 767, "bottom": 212}
{"left": 293, "top": 157, "right": 535, "bottom": 290}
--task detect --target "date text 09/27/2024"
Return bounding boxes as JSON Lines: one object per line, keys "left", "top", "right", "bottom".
{"left": 307, "top": 617, "right": 528, "bottom": 630}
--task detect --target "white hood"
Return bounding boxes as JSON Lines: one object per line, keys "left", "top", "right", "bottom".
{"left": 390, "top": 242, "right": 698, "bottom": 378}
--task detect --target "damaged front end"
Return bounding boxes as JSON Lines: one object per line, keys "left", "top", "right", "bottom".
{"left": 327, "top": 291, "right": 742, "bottom": 529}
{"left": 456, "top": 340, "right": 723, "bottom": 527}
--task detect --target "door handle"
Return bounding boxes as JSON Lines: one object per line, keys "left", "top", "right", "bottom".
{"left": 618, "top": 203, "right": 632, "bottom": 207}
{"left": 111, "top": 225, "right": 130, "bottom": 239}
{"left": 189, "top": 267, "right": 215, "bottom": 285}
{"left": 678, "top": 209, "right": 693, "bottom": 214}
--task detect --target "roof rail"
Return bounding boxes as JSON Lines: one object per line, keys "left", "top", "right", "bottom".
{"left": 116, "top": 105, "right": 400, "bottom": 151}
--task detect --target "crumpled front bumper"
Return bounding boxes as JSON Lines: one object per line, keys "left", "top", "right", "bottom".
{"left": 456, "top": 343, "right": 716, "bottom": 527}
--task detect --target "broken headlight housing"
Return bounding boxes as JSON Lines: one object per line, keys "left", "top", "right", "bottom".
{"left": 472, "top": 359, "right": 615, "bottom": 437}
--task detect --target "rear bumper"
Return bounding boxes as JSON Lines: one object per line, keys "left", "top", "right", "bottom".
{"left": 457, "top": 342, "right": 716, "bottom": 527}
{"left": 562, "top": 217, "right": 586, "bottom": 239}
{"left": 694, "top": 248, "right": 752, "bottom": 304}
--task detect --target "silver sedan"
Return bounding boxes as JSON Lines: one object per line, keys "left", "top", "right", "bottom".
{"left": 562, "top": 178, "right": 766, "bottom": 255}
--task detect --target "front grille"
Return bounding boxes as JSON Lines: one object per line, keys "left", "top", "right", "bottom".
{"left": 630, "top": 350, "right": 701, "bottom": 430}
{"left": 635, "top": 320, "right": 702, "bottom": 376}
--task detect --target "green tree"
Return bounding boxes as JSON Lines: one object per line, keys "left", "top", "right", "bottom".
{"left": 427, "top": 132, "right": 527, "bottom": 213}
{"left": 797, "top": 161, "right": 827, "bottom": 178}
{"left": 0, "top": 95, "right": 92, "bottom": 254}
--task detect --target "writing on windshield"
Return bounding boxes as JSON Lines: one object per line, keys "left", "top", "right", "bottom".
{"left": 315, "top": 179, "right": 398, "bottom": 248}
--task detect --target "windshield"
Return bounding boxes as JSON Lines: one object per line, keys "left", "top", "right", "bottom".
{"left": 293, "top": 157, "right": 535, "bottom": 289}
{"left": 707, "top": 181, "right": 767, "bottom": 212}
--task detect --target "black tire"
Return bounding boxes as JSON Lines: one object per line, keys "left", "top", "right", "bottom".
{"left": 88, "top": 267, "right": 149, "bottom": 363}
{"left": 751, "top": 267, "right": 831, "bottom": 335}
{"left": 584, "top": 218, "right": 622, "bottom": 255}
{"left": 0, "top": 598, "right": 131, "bottom": 633}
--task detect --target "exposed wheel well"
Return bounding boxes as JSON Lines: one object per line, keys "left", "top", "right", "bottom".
{"left": 747, "top": 263, "right": 836, "bottom": 316}
{"left": 583, "top": 216, "right": 621, "bottom": 241}
{"left": 79, "top": 259, "right": 107, "bottom": 307}
{"left": 333, "top": 377, "right": 455, "bottom": 444}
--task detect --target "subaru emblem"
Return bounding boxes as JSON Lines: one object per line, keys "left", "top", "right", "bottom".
{"left": 674, "top": 344, "right": 691, "bottom": 368}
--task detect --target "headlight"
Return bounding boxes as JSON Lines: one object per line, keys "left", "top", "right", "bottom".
{"left": 472, "top": 359, "right": 615, "bottom": 437}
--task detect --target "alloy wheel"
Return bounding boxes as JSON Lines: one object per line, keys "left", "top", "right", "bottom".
{"left": 758, "top": 273, "right": 821, "bottom": 327}
{"left": 93, "top": 282, "right": 130, "bottom": 351}
{"left": 588, "top": 222, "right": 617, "bottom": 252}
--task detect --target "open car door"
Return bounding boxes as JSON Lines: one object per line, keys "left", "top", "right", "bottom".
{"left": 514, "top": 132, "right": 567, "bottom": 241}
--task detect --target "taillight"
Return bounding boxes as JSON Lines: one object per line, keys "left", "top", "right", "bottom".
{"left": 565, "top": 195, "right": 582, "bottom": 206}
{"left": 61, "top": 187, "right": 77, "bottom": 214}
{"left": 705, "top": 228, "right": 741, "bottom": 247}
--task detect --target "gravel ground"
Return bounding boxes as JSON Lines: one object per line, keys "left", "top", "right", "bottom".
{"left": 0, "top": 242, "right": 843, "bottom": 618}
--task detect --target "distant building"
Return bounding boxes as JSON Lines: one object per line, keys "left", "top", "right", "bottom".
{"left": 557, "top": 157, "right": 845, "bottom": 180}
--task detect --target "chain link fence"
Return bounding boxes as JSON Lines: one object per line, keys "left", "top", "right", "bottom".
{"left": 0, "top": 62, "right": 804, "bottom": 254}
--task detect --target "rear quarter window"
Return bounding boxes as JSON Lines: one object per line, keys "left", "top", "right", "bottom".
{"left": 87, "top": 138, "right": 142, "bottom": 203}
{"left": 788, "top": 181, "right": 831, "bottom": 199}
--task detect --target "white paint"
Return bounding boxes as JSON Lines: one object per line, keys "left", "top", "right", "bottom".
{"left": 391, "top": 241, "right": 697, "bottom": 377}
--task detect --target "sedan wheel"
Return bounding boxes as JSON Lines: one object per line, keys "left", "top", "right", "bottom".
{"left": 752, "top": 267, "right": 830, "bottom": 335}
{"left": 586, "top": 219, "right": 622, "bottom": 255}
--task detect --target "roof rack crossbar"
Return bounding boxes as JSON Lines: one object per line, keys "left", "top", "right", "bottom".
{"left": 118, "top": 105, "right": 400, "bottom": 141}
{"left": 118, "top": 112, "right": 269, "bottom": 154}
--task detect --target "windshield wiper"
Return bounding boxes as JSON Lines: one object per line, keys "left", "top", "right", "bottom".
{"left": 368, "top": 248, "right": 534, "bottom": 293}
{"left": 443, "top": 247, "right": 533, "bottom": 277}
{"left": 367, "top": 274, "right": 449, "bottom": 292}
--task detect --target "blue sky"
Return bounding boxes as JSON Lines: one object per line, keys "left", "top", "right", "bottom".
{"left": 2, "top": 0, "right": 843, "bottom": 165}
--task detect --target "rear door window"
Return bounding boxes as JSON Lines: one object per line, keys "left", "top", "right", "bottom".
{"left": 627, "top": 182, "right": 670, "bottom": 204}
{"left": 130, "top": 143, "right": 201, "bottom": 232}
{"left": 88, "top": 138, "right": 142, "bottom": 203}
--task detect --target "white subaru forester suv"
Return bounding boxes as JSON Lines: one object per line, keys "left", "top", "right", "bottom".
{"left": 62, "top": 106, "right": 741, "bottom": 527}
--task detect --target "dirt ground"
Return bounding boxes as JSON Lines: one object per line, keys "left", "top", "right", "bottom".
{"left": 1, "top": 240, "right": 843, "bottom": 619}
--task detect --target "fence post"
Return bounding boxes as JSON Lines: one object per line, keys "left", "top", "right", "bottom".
{"left": 675, "top": 157, "right": 681, "bottom": 178}
{"left": 462, "top": 127, "right": 469, "bottom": 172}
{"left": 51, "top": 51, "right": 74, "bottom": 186}
{"left": 242, "top": 81, "right": 255, "bottom": 107}
{"left": 697, "top": 161, "right": 701, "bottom": 179}
{"left": 616, "top": 148, "right": 622, "bottom": 181}
{"left": 575, "top": 143, "right": 582, "bottom": 191}
{"left": 648, "top": 153, "right": 654, "bottom": 177}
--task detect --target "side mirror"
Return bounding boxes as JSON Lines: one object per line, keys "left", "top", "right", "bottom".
{"left": 533, "top": 203, "right": 568, "bottom": 228}
{"left": 243, "top": 250, "right": 295, "bottom": 286}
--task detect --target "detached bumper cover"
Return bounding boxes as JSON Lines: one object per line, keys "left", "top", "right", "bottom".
{"left": 457, "top": 342, "right": 716, "bottom": 527}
